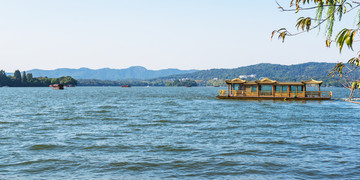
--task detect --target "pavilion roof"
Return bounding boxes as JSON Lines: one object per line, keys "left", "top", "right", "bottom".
{"left": 255, "top": 78, "right": 277, "bottom": 84}
{"left": 225, "top": 78, "right": 248, "bottom": 84}
{"left": 301, "top": 79, "right": 323, "bottom": 84}
{"left": 224, "top": 78, "right": 322, "bottom": 86}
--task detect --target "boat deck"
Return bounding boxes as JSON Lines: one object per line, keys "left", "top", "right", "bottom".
{"left": 216, "top": 95, "right": 331, "bottom": 100}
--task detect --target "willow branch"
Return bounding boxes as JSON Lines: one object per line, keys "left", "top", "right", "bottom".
{"left": 276, "top": 1, "right": 344, "bottom": 12}
{"left": 345, "top": 4, "right": 360, "bottom": 13}
{"left": 284, "top": 0, "right": 348, "bottom": 37}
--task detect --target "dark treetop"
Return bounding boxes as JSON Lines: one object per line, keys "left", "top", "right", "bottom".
{"left": 0, "top": 70, "right": 77, "bottom": 87}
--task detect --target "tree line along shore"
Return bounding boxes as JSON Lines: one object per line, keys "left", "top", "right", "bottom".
{"left": 0, "top": 70, "right": 77, "bottom": 87}
{"left": 0, "top": 70, "right": 198, "bottom": 87}
{"left": 0, "top": 66, "right": 345, "bottom": 87}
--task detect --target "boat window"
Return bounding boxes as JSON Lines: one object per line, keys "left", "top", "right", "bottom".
{"left": 261, "top": 85, "right": 272, "bottom": 92}
{"left": 234, "top": 84, "right": 239, "bottom": 90}
{"left": 281, "top": 86, "right": 288, "bottom": 92}
{"left": 275, "top": 86, "right": 281, "bottom": 92}
{"left": 297, "top": 86, "right": 303, "bottom": 92}
{"left": 251, "top": 85, "right": 257, "bottom": 92}
{"left": 290, "top": 86, "right": 297, "bottom": 92}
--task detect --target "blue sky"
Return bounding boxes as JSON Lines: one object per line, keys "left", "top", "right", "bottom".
{"left": 0, "top": 0, "right": 355, "bottom": 71}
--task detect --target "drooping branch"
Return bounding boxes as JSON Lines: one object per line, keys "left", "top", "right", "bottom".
{"left": 273, "top": 0, "right": 360, "bottom": 99}
{"left": 272, "top": 0, "right": 350, "bottom": 43}
{"left": 276, "top": 1, "right": 343, "bottom": 12}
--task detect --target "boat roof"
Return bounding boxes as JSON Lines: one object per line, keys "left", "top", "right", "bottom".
{"left": 225, "top": 78, "right": 322, "bottom": 85}
{"left": 301, "top": 78, "right": 323, "bottom": 84}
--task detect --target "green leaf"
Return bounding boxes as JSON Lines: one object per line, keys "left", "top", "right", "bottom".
{"left": 351, "top": 82, "right": 357, "bottom": 89}
{"left": 335, "top": 28, "right": 356, "bottom": 52}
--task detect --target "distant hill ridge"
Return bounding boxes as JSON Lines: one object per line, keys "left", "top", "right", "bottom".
{"left": 26, "top": 62, "right": 339, "bottom": 84}
{"left": 158, "top": 62, "right": 338, "bottom": 81}
{"left": 27, "top": 66, "right": 198, "bottom": 80}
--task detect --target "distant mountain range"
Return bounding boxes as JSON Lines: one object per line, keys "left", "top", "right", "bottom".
{"left": 23, "top": 62, "right": 342, "bottom": 86}
{"left": 151, "top": 62, "right": 342, "bottom": 86}
{"left": 27, "top": 66, "right": 198, "bottom": 80}
{"left": 158, "top": 62, "right": 338, "bottom": 81}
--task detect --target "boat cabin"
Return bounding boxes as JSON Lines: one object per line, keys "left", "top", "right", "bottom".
{"left": 217, "top": 78, "right": 332, "bottom": 100}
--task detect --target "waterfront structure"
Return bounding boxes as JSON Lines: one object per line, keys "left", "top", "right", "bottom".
{"left": 217, "top": 78, "right": 332, "bottom": 100}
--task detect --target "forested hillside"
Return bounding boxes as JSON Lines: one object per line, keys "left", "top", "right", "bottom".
{"left": 160, "top": 62, "right": 334, "bottom": 80}
{"left": 156, "top": 62, "right": 342, "bottom": 86}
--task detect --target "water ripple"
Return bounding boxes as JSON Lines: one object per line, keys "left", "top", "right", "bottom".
{"left": 0, "top": 87, "right": 359, "bottom": 179}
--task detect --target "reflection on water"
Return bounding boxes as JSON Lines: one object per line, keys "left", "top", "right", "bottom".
{"left": 0, "top": 86, "right": 359, "bottom": 179}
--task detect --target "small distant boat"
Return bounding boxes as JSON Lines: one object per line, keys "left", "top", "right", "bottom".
{"left": 146, "top": 86, "right": 150, "bottom": 88}
{"left": 185, "top": 85, "right": 191, "bottom": 87}
{"left": 52, "top": 84, "right": 64, "bottom": 90}
{"left": 214, "top": 85, "right": 220, "bottom": 87}
{"left": 122, "top": 85, "right": 131, "bottom": 88}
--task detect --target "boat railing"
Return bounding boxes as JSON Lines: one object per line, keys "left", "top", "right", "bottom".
{"left": 218, "top": 90, "right": 228, "bottom": 96}
{"left": 306, "top": 91, "right": 332, "bottom": 98}
{"left": 231, "top": 90, "right": 245, "bottom": 96}
{"left": 276, "top": 92, "right": 290, "bottom": 97}
{"left": 219, "top": 90, "right": 333, "bottom": 98}
{"left": 259, "top": 90, "right": 272, "bottom": 96}
{"left": 218, "top": 90, "right": 246, "bottom": 96}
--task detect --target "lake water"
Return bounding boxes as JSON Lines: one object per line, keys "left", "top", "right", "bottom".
{"left": 0, "top": 86, "right": 359, "bottom": 179}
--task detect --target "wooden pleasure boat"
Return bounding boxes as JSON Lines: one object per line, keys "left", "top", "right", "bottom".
{"left": 216, "top": 78, "right": 332, "bottom": 100}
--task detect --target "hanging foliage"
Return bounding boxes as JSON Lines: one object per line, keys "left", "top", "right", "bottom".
{"left": 273, "top": 0, "right": 360, "bottom": 101}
